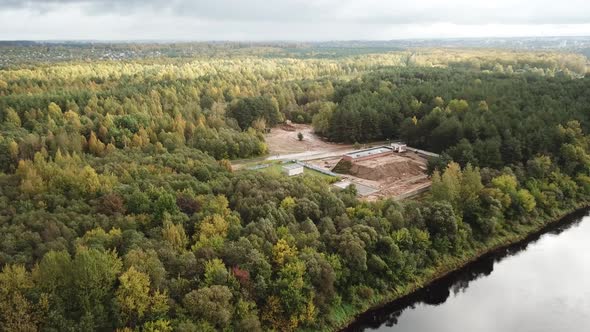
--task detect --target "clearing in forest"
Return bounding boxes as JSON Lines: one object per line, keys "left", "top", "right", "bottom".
{"left": 264, "top": 124, "right": 353, "bottom": 157}
{"left": 261, "top": 124, "right": 431, "bottom": 200}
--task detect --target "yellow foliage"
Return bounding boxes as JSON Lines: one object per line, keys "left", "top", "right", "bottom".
{"left": 483, "top": 187, "right": 512, "bottom": 209}
{"left": 4, "top": 107, "right": 21, "bottom": 127}
{"left": 517, "top": 189, "right": 536, "bottom": 212}
{"left": 261, "top": 295, "right": 294, "bottom": 332}
{"left": 117, "top": 267, "right": 151, "bottom": 321}
{"left": 17, "top": 160, "right": 45, "bottom": 196}
{"left": 116, "top": 267, "right": 170, "bottom": 327}
{"left": 199, "top": 214, "right": 228, "bottom": 239}
{"left": 280, "top": 196, "right": 296, "bottom": 210}
{"left": 301, "top": 293, "right": 316, "bottom": 324}
{"left": 272, "top": 239, "right": 297, "bottom": 266}
{"left": 193, "top": 214, "right": 229, "bottom": 250}
{"left": 8, "top": 140, "right": 19, "bottom": 160}
{"left": 47, "top": 102, "right": 62, "bottom": 120}
{"left": 80, "top": 165, "right": 102, "bottom": 194}
{"left": 142, "top": 319, "right": 172, "bottom": 332}
{"left": 162, "top": 221, "right": 188, "bottom": 252}
{"left": 131, "top": 128, "right": 150, "bottom": 149}
{"left": 492, "top": 174, "right": 518, "bottom": 193}
{"left": 88, "top": 131, "right": 105, "bottom": 156}
{"left": 63, "top": 110, "right": 81, "bottom": 130}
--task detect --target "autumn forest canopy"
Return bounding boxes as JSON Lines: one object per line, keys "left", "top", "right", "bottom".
{"left": 0, "top": 43, "right": 589, "bottom": 331}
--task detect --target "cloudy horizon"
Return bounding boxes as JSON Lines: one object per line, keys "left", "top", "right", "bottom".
{"left": 1, "top": 0, "right": 590, "bottom": 41}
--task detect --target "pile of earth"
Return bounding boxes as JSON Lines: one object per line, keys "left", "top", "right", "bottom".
{"left": 334, "top": 155, "right": 425, "bottom": 181}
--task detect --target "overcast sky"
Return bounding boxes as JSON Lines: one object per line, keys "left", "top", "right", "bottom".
{"left": 1, "top": 0, "right": 589, "bottom": 40}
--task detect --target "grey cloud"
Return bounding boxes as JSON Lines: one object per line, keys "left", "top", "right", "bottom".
{"left": 1, "top": 0, "right": 590, "bottom": 25}
{"left": 0, "top": 0, "right": 323, "bottom": 20}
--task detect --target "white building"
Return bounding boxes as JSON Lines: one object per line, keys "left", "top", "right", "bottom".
{"left": 282, "top": 164, "right": 304, "bottom": 176}
{"left": 392, "top": 143, "right": 407, "bottom": 153}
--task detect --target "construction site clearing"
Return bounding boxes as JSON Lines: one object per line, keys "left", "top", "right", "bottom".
{"left": 259, "top": 124, "right": 433, "bottom": 201}
{"left": 308, "top": 146, "right": 432, "bottom": 201}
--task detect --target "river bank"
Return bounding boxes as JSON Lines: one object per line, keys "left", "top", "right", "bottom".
{"left": 327, "top": 202, "right": 590, "bottom": 332}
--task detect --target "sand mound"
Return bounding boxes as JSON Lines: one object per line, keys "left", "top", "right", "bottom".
{"left": 346, "top": 155, "right": 424, "bottom": 181}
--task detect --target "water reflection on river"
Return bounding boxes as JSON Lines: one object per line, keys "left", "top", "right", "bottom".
{"left": 346, "top": 210, "right": 590, "bottom": 332}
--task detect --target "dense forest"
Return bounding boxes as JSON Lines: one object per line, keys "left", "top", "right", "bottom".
{"left": 0, "top": 45, "right": 589, "bottom": 331}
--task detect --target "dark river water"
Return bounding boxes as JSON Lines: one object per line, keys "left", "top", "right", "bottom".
{"left": 345, "top": 209, "right": 590, "bottom": 332}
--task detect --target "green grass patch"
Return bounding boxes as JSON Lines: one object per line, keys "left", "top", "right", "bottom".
{"left": 247, "top": 162, "right": 339, "bottom": 183}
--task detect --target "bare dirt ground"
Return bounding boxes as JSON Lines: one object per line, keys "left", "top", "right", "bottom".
{"left": 349, "top": 154, "right": 425, "bottom": 181}
{"left": 232, "top": 124, "right": 356, "bottom": 170}
{"left": 357, "top": 152, "right": 431, "bottom": 201}
{"left": 265, "top": 124, "right": 353, "bottom": 157}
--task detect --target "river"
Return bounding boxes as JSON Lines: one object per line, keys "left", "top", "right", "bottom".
{"left": 345, "top": 209, "right": 590, "bottom": 332}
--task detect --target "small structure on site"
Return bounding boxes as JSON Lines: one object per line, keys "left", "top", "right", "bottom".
{"left": 392, "top": 143, "right": 407, "bottom": 153}
{"left": 342, "top": 147, "right": 393, "bottom": 162}
{"left": 282, "top": 163, "right": 304, "bottom": 176}
{"left": 332, "top": 180, "right": 352, "bottom": 190}
{"left": 281, "top": 120, "right": 296, "bottom": 131}
{"left": 332, "top": 180, "right": 379, "bottom": 197}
